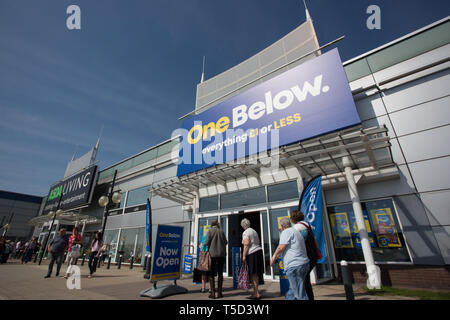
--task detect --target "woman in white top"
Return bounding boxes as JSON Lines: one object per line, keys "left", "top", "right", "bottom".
{"left": 241, "top": 218, "right": 264, "bottom": 299}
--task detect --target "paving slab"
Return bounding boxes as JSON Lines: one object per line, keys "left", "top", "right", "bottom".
{"left": 0, "top": 259, "right": 418, "bottom": 300}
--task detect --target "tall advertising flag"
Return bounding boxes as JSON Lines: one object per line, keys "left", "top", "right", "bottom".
{"left": 146, "top": 198, "right": 152, "bottom": 252}
{"left": 299, "top": 176, "right": 326, "bottom": 264}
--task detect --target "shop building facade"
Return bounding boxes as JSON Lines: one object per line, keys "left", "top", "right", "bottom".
{"left": 0, "top": 190, "right": 43, "bottom": 241}
{"left": 33, "top": 17, "right": 450, "bottom": 289}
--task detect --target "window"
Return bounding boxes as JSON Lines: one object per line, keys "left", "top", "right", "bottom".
{"left": 103, "top": 229, "right": 120, "bottom": 262}
{"left": 267, "top": 181, "right": 299, "bottom": 203}
{"left": 220, "top": 187, "right": 266, "bottom": 209}
{"left": 117, "top": 227, "right": 146, "bottom": 264}
{"left": 328, "top": 199, "right": 410, "bottom": 263}
{"left": 126, "top": 186, "right": 150, "bottom": 208}
{"left": 198, "top": 216, "right": 218, "bottom": 246}
{"left": 199, "top": 196, "right": 218, "bottom": 212}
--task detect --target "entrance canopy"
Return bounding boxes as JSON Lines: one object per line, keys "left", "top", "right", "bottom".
{"left": 28, "top": 212, "right": 100, "bottom": 228}
{"left": 152, "top": 125, "right": 398, "bottom": 205}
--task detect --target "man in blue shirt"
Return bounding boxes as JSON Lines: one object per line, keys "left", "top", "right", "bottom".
{"left": 270, "top": 217, "right": 309, "bottom": 300}
{"left": 44, "top": 229, "right": 69, "bottom": 278}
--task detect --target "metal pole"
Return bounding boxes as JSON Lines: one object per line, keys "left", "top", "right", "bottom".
{"left": 343, "top": 156, "right": 381, "bottom": 289}
{"left": 38, "top": 194, "right": 63, "bottom": 265}
{"left": 144, "top": 253, "right": 151, "bottom": 279}
{"left": 130, "top": 255, "right": 134, "bottom": 269}
{"left": 117, "top": 254, "right": 122, "bottom": 269}
{"left": 2, "top": 212, "right": 14, "bottom": 237}
{"left": 143, "top": 254, "right": 148, "bottom": 271}
{"left": 101, "top": 170, "right": 118, "bottom": 237}
{"left": 38, "top": 214, "right": 57, "bottom": 265}
{"left": 107, "top": 255, "right": 111, "bottom": 269}
{"left": 340, "top": 260, "right": 355, "bottom": 300}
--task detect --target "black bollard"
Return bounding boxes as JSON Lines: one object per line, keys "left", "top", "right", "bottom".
{"left": 97, "top": 256, "right": 102, "bottom": 268}
{"left": 130, "top": 255, "right": 134, "bottom": 269}
{"left": 81, "top": 254, "right": 86, "bottom": 266}
{"left": 341, "top": 260, "right": 355, "bottom": 300}
{"left": 117, "top": 255, "right": 122, "bottom": 269}
{"left": 143, "top": 254, "right": 148, "bottom": 271}
{"left": 107, "top": 255, "right": 111, "bottom": 269}
{"left": 144, "top": 254, "right": 151, "bottom": 279}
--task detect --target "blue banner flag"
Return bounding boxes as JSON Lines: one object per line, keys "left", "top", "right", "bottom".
{"left": 146, "top": 198, "right": 152, "bottom": 252}
{"left": 299, "top": 176, "right": 326, "bottom": 264}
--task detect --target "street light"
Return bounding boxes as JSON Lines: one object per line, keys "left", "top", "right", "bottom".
{"left": 38, "top": 206, "right": 64, "bottom": 265}
{"left": 98, "top": 170, "right": 121, "bottom": 236}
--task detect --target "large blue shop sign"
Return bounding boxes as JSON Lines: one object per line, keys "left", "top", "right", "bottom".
{"left": 176, "top": 48, "right": 360, "bottom": 176}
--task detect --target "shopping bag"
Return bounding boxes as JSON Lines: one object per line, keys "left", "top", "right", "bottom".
{"left": 237, "top": 262, "right": 250, "bottom": 290}
{"left": 197, "top": 251, "right": 211, "bottom": 272}
{"left": 70, "top": 244, "right": 81, "bottom": 259}
{"left": 193, "top": 268, "right": 202, "bottom": 283}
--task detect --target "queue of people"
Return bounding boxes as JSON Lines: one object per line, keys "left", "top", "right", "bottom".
{"left": 0, "top": 237, "right": 41, "bottom": 264}
{"left": 1, "top": 228, "right": 109, "bottom": 281}
{"left": 196, "top": 210, "right": 316, "bottom": 300}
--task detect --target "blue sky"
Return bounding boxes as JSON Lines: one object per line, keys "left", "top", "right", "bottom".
{"left": 0, "top": 0, "right": 449, "bottom": 196}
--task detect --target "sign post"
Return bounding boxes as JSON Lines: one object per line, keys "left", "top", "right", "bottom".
{"left": 140, "top": 225, "right": 188, "bottom": 299}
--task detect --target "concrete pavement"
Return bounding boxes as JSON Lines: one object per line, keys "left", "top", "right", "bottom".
{"left": 0, "top": 259, "right": 417, "bottom": 300}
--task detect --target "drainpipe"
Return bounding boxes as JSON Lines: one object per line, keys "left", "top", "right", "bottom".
{"left": 342, "top": 156, "right": 381, "bottom": 289}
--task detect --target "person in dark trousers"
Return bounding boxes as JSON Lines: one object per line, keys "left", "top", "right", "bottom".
{"left": 45, "top": 229, "right": 69, "bottom": 278}
{"left": 241, "top": 218, "right": 265, "bottom": 300}
{"left": 205, "top": 220, "right": 228, "bottom": 299}
{"left": 291, "top": 210, "right": 315, "bottom": 301}
{"left": 88, "top": 231, "right": 103, "bottom": 279}
{"left": 22, "top": 238, "right": 37, "bottom": 264}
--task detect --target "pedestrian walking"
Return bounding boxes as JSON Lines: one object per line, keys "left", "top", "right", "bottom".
{"left": 21, "top": 240, "right": 30, "bottom": 264}
{"left": 12, "top": 240, "right": 21, "bottom": 259}
{"left": 205, "top": 220, "right": 227, "bottom": 299}
{"left": 241, "top": 218, "right": 264, "bottom": 300}
{"left": 99, "top": 243, "right": 109, "bottom": 267}
{"left": 290, "top": 210, "right": 316, "bottom": 300}
{"left": 0, "top": 238, "right": 12, "bottom": 264}
{"left": 44, "top": 229, "right": 69, "bottom": 278}
{"left": 64, "top": 227, "right": 82, "bottom": 279}
{"left": 198, "top": 231, "right": 209, "bottom": 293}
{"left": 87, "top": 231, "right": 103, "bottom": 278}
{"left": 270, "top": 217, "right": 309, "bottom": 300}
{"left": 22, "top": 238, "right": 37, "bottom": 264}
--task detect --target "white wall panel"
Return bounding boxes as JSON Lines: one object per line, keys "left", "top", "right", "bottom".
{"left": 420, "top": 190, "right": 450, "bottom": 226}
{"left": 408, "top": 156, "right": 450, "bottom": 192}
{"left": 398, "top": 126, "right": 450, "bottom": 163}
{"left": 389, "top": 96, "right": 450, "bottom": 137}
{"left": 432, "top": 226, "right": 450, "bottom": 265}
{"left": 355, "top": 94, "right": 387, "bottom": 121}
{"left": 382, "top": 69, "right": 450, "bottom": 113}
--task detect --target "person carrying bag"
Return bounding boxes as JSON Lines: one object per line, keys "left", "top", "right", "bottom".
{"left": 237, "top": 261, "right": 250, "bottom": 290}
{"left": 205, "top": 220, "right": 227, "bottom": 299}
